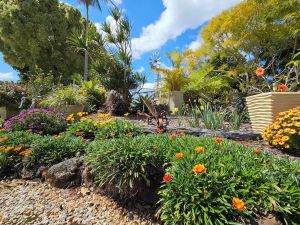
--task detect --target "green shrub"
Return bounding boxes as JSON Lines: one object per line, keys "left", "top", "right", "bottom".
{"left": 158, "top": 136, "right": 300, "bottom": 224}
{"left": 85, "top": 135, "right": 168, "bottom": 198}
{"left": 27, "top": 134, "right": 87, "bottom": 168}
{"left": 0, "top": 131, "right": 39, "bottom": 177}
{"left": 66, "top": 119, "right": 98, "bottom": 139}
{"left": 95, "top": 119, "right": 143, "bottom": 140}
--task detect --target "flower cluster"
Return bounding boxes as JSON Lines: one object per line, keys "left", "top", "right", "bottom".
{"left": 4, "top": 108, "right": 67, "bottom": 135}
{"left": 0, "top": 137, "right": 32, "bottom": 156}
{"left": 262, "top": 106, "right": 300, "bottom": 151}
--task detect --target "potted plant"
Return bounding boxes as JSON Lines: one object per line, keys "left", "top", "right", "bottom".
{"left": 41, "top": 86, "right": 87, "bottom": 115}
{"left": 246, "top": 59, "right": 300, "bottom": 133}
{"left": 151, "top": 51, "right": 189, "bottom": 111}
{"left": 0, "top": 82, "right": 23, "bottom": 120}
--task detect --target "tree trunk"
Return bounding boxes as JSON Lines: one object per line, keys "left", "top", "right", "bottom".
{"left": 83, "top": 4, "right": 89, "bottom": 81}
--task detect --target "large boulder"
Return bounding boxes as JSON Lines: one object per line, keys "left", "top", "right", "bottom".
{"left": 46, "top": 158, "right": 82, "bottom": 188}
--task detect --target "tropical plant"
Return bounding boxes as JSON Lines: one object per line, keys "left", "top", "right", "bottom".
{"left": 77, "top": 0, "right": 114, "bottom": 80}
{"left": 42, "top": 86, "right": 87, "bottom": 108}
{"left": 262, "top": 106, "right": 300, "bottom": 153}
{"left": 3, "top": 108, "right": 67, "bottom": 135}
{"left": 151, "top": 50, "right": 189, "bottom": 92}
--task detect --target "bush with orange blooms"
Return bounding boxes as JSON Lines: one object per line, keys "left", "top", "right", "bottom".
{"left": 262, "top": 106, "right": 300, "bottom": 153}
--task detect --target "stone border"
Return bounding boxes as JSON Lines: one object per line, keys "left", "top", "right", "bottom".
{"left": 143, "top": 126, "right": 261, "bottom": 141}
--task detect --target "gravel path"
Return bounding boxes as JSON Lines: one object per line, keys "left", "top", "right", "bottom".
{"left": 0, "top": 180, "right": 158, "bottom": 225}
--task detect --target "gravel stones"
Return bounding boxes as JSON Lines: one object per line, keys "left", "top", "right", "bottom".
{"left": 0, "top": 179, "right": 158, "bottom": 225}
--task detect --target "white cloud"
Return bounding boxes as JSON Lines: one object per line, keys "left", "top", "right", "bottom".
{"left": 188, "top": 36, "right": 204, "bottom": 50}
{"left": 0, "top": 72, "right": 17, "bottom": 81}
{"left": 112, "top": 0, "right": 122, "bottom": 5}
{"left": 142, "top": 82, "right": 155, "bottom": 90}
{"left": 132, "top": 0, "right": 241, "bottom": 59}
{"left": 137, "top": 66, "right": 145, "bottom": 73}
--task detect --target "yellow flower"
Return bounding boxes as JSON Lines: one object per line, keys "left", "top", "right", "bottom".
{"left": 195, "top": 146, "right": 205, "bottom": 153}
{"left": 77, "top": 112, "right": 84, "bottom": 117}
{"left": 124, "top": 123, "right": 129, "bottom": 129}
{"left": 232, "top": 198, "right": 246, "bottom": 212}
{"left": 284, "top": 144, "right": 290, "bottom": 149}
{"left": 0, "top": 137, "right": 8, "bottom": 142}
{"left": 124, "top": 113, "right": 129, "bottom": 117}
{"left": 172, "top": 108, "right": 179, "bottom": 114}
{"left": 288, "top": 129, "right": 296, "bottom": 134}
{"left": 282, "top": 136, "right": 289, "bottom": 141}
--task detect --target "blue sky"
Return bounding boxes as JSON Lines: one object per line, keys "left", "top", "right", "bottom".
{"left": 0, "top": 0, "right": 241, "bottom": 87}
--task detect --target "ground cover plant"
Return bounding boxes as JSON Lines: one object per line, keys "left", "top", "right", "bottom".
{"left": 4, "top": 108, "right": 67, "bottom": 135}
{"left": 86, "top": 133, "right": 300, "bottom": 224}
{"left": 263, "top": 106, "right": 300, "bottom": 154}
{"left": 0, "top": 131, "right": 39, "bottom": 177}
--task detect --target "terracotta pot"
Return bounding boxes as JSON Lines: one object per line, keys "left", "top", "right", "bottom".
{"left": 246, "top": 92, "right": 300, "bottom": 133}
{"left": 64, "top": 105, "right": 85, "bottom": 116}
{"left": 0, "top": 105, "right": 19, "bottom": 120}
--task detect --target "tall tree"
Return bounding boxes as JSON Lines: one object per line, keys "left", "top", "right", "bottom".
{"left": 77, "top": 0, "right": 113, "bottom": 80}
{"left": 0, "top": 0, "right": 85, "bottom": 82}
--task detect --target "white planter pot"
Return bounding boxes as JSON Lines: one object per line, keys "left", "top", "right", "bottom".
{"left": 168, "top": 91, "right": 184, "bottom": 111}
{"left": 246, "top": 92, "right": 300, "bottom": 133}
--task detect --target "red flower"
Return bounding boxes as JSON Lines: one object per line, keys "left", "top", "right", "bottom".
{"left": 157, "top": 129, "right": 164, "bottom": 134}
{"left": 163, "top": 174, "right": 172, "bottom": 183}
{"left": 76, "top": 131, "right": 84, "bottom": 136}
{"left": 278, "top": 84, "right": 288, "bottom": 92}
{"left": 171, "top": 134, "right": 177, "bottom": 139}
{"left": 254, "top": 149, "right": 262, "bottom": 155}
{"left": 255, "top": 67, "right": 265, "bottom": 76}
{"left": 215, "top": 137, "right": 223, "bottom": 143}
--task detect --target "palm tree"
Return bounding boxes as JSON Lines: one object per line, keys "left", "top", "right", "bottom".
{"left": 78, "top": 0, "right": 113, "bottom": 80}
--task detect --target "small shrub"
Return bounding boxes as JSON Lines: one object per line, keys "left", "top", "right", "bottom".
{"left": 158, "top": 136, "right": 300, "bottom": 224}
{"left": 85, "top": 135, "right": 167, "bottom": 198}
{"left": 4, "top": 108, "right": 67, "bottom": 135}
{"left": 262, "top": 106, "right": 300, "bottom": 153}
{"left": 79, "top": 82, "right": 106, "bottom": 112}
{"left": 27, "top": 134, "right": 87, "bottom": 168}
{"left": 0, "top": 131, "right": 39, "bottom": 177}
{"left": 95, "top": 119, "right": 143, "bottom": 140}
{"left": 66, "top": 118, "right": 98, "bottom": 139}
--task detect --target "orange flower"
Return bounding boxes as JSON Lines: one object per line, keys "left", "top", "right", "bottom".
{"left": 193, "top": 164, "right": 207, "bottom": 175}
{"left": 14, "top": 147, "right": 22, "bottom": 151}
{"left": 5, "top": 147, "right": 14, "bottom": 151}
{"left": 177, "top": 131, "right": 185, "bottom": 136}
{"left": 19, "top": 150, "right": 32, "bottom": 156}
{"left": 163, "top": 174, "right": 172, "bottom": 182}
{"left": 255, "top": 67, "right": 265, "bottom": 76}
{"left": 254, "top": 149, "right": 262, "bottom": 155}
{"left": 0, "top": 147, "right": 6, "bottom": 151}
{"left": 171, "top": 134, "right": 177, "bottom": 139}
{"left": 175, "top": 152, "right": 184, "bottom": 159}
{"left": 215, "top": 137, "right": 223, "bottom": 143}
{"left": 232, "top": 198, "right": 246, "bottom": 211}
{"left": 18, "top": 144, "right": 25, "bottom": 147}
{"left": 195, "top": 146, "right": 205, "bottom": 153}
{"left": 278, "top": 84, "right": 288, "bottom": 92}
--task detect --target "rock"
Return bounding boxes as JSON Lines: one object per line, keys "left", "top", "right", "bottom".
{"left": 46, "top": 158, "right": 82, "bottom": 188}
{"left": 259, "top": 214, "right": 282, "bottom": 225}
{"left": 21, "top": 167, "right": 35, "bottom": 180}
{"left": 82, "top": 166, "right": 94, "bottom": 187}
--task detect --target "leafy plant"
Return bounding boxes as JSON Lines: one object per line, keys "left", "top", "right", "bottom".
{"left": 263, "top": 106, "right": 300, "bottom": 153}
{"left": 4, "top": 108, "right": 67, "bottom": 135}
{"left": 85, "top": 135, "right": 166, "bottom": 198}
{"left": 42, "top": 86, "right": 87, "bottom": 108}
{"left": 66, "top": 118, "right": 98, "bottom": 139}
{"left": 95, "top": 119, "right": 143, "bottom": 140}
{"left": 27, "top": 134, "right": 87, "bottom": 169}
{"left": 200, "top": 105, "right": 226, "bottom": 130}
{"left": 229, "top": 109, "right": 245, "bottom": 130}
{"left": 157, "top": 135, "right": 300, "bottom": 224}
{"left": 0, "top": 131, "right": 39, "bottom": 177}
